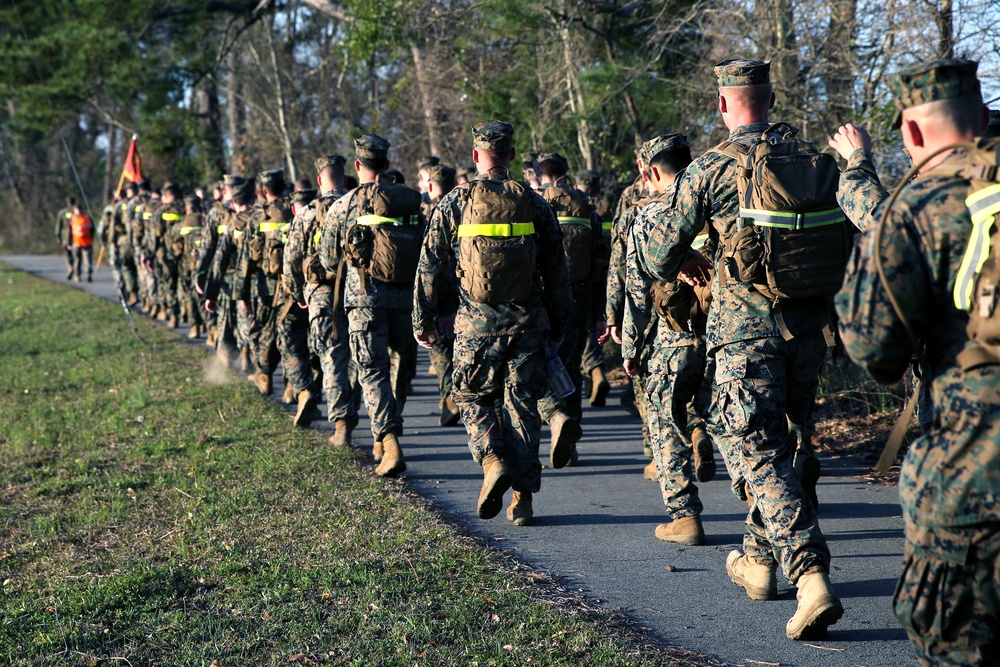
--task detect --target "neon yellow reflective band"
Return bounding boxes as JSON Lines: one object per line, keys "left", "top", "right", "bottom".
{"left": 259, "top": 221, "right": 290, "bottom": 233}
{"left": 739, "top": 207, "right": 846, "bottom": 229}
{"left": 558, "top": 216, "right": 590, "bottom": 225}
{"left": 356, "top": 214, "right": 416, "bottom": 226}
{"left": 233, "top": 230, "right": 244, "bottom": 240}
{"left": 179, "top": 225, "right": 203, "bottom": 236}
{"left": 457, "top": 222, "right": 535, "bottom": 237}
{"left": 602, "top": 221, "right": 613, "bottom": 231}
{"left": 217, "top": 224, "right": 229, "bottom": 234}
{"left": 313, "top": 230, "right": 322, "bottom": 247}
{"left": 954, "top": 182, "right": 1000, "bottom": 309}
{"left": 691, "top": 233, "right": 709, "bottom": 250}
{"left": 143, "top": 212, "right": 153, "bottom": 220}
{"left": 161, "top": 213, "right": 183, "bottom": 221}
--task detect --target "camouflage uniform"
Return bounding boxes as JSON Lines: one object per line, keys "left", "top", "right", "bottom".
{"left": 138, "top": 195, "right": 163, "bottom": 309}
{"left": 836, "top": 59, "right": 1000, "bottom": 666}
{"left": 580, "top": 173, "right": 614, "bottom": 379}
{"left": 195, "top": 192, "right": 227, "bottom": 333}
{"left": 109, "top": 195, "right": 139, "bottom": 298}
{"left": 420, "top": 177, "right": 459, "bottom": 410}
{"left": 413, "top": 121, "right": 572, "bottom": 496}
{"left": 167, "top": 197, "right": 205, "bottom": 332}
{"left": 54, "top": 205, "right": 74, "bottom": 277}
{"left": 283, "top": 172, "right": 357, "bottom": 429}
{"left": 148, "top": 192, "right": 185, "bottom": 320}
{"left": 205, "top": 189, "right": 254, "bottom": 359}
{"left": 318, "top": 138, "right": 418, "bottom": 444}
{"left": 125, "top": 189, "right": 153, "bottom": 305}
{"left": 637, "top": 60, "right": 831, "bottom": 585}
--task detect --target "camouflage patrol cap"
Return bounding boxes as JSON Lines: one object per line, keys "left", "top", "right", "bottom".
{"left": 223, "top": 174, "right": 246, "bottom": 188}
{"left": 522, "top": 151, "right": 540, "bottom": 168}
{"left": 291, "top": 188, "right": 318, "bottom": 205}
{"left": 259, "top": 168, "right": 285, "bottom": 185}
{"left": 537, "top": 152, "right": 567, "bottom": 168}
{"left": 576, "top": 170, "right": 603, "bottom": 186}
{"left": 642, "top": 133, "right": 689, "bottom": 162}
{"left": 426, "top": 164, "right": 456, "bottom": 184}
{"left": 137, "top": 177, "right": 151, "bottom": 190}
{"left": 211, "top": 180, "right": 224, "bottom": 192}
{"left": 314, "top": 155, "right": 346, "bottom": 172}
{"left": 888, "top": 58, "right": 981, "bottom": 129}
{"left": 183, "top": 194, "right": 201, "bottom": 211}
{"left": 355, "top": 134, "right": 390, "bottom": 160}
{"left": 714, "top": 59, "right": 771, "bottom": 87}
{"left": 162, "top": 181, "right": 182, "bottom": 196}
{"left": 472, "top": 120, "right": 514, "bottom": 152}
{"left": 417, "top": 155, "right": 440, "bottom": 170}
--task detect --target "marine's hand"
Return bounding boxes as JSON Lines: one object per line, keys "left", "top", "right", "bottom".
{"left": 415, "top": 329, "right": 438, "bottom": 351}
{"left": 595, "top": 319, "right": 608, "bottom": 343}
{"left": 238, "top": 299, "right": 249, "bottom": 314}
{"left": 205, "top": 299, "right": 217, "bottom": 313}
{"left": 623, "top": 357, "right": 639, "bottom": 377}
{"left": 828, "top": 123, "right": 873, "bottom": 161}
{"left": 610, "top": 325, "right": 622, "bottom": 345}
{"left": 678, "top": 251, "right": 711, "bottom": 287}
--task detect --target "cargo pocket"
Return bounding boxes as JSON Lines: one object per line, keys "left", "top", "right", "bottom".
{"left": 715, "top": 355, "right": 752, "bottom": 436}
{"left": 348, "top": 316, "right": 375, "bottom": 368}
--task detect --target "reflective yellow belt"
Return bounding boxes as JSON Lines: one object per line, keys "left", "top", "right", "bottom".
{"left": 738, "top": 207, "right": 846, "bottom": 230}
{"left": 457, "top": 222, "right": 535, "bottom": 237}
{"left": 601, "top": 221, "right": 613, "bottom": 231}
{"left": 356, "top": 214, "right": 418, "bottom": 226}
{"left": 313, "top": 230, "right": 322, "bottom": 247}
{"left": 162, "top": 213, "right": 183, "bottom": 222}
{"left": 955, "top": 182, "right": 1000, "bottom": 309}
{"left": 233, "top": 230, "right": 244, "bottom": 240}
{"left": 691, "top": 233, "right": 709, "bottom": 250}
{"left": 259, "top": 221, "right": 290, "bottom": 233}
{"left": 558, "top": 216, "right": 590, "bottom": 225}
{"left": 179, "top": 226, "right": 203, "bottom": 236}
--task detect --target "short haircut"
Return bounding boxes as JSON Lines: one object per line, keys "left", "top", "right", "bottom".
{"left": 263, "top": 181, "right": 284, "bottom": 198}
{"left": 358, "top": 156, "right": 389, "bottom": 172}
{"left": 66, "top": 196, "right": 76, "bottom": 207}
{"left": 384, "top": 168, "right": 406, "bottom": 184}
{"left": 649, "top": 145, "right": 693, "bottom": 178}
{"left": 536, "top": 157, "right": 567, "bottom": 178}
{"left": 319, "top": 163, "right": 344, "bottom": 182}
{"left": 905, "top": 92, "right": 986, "bottom": 136}
{"left": 294, "top": 178, "right": 313, "bottom": 192}
{"left": 232, "top": 188, "right": 254, "bottom": 206}
{"left": 720, "top": 83, "right": 773, "bottom": 116}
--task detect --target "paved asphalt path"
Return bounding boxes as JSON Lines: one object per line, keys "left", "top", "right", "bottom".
{"left": 4, "top": 254, "right": 917, "bottom": 667}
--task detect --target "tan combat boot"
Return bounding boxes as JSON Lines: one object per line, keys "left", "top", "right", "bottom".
{"left": 188, "top": 324, "right": 202, "bottom": 340}
{"left": 167, "top": 314, "right": 179, "bottom": 328}
{"left": 158, "top": 308, "right": 169, "bottom": 322}
{"left": 726, "top": 550, "right": 778, "bottom": 601}
{"left": 477, "top": 452, "right": 512, "bottom": 519}
{"left": 691, "top": 425, "right": 717, "bottom": 483}
{"left": 328, "top": 419, "right": 353, "bottom": 447}
{"left": 786, "top": 568, "right": 843, "bottom": 640}
{"left": 281, "top": 383, "right": 295, "bottom": 404}
{"left": 375, "top": 433, "right": 406, "bottom": 477}
{"left": 549, "top": 411, "right": 581, "bottom": 469}
{"left": 506, "top": 491, "right": 533, "bottom": 526}
{"left": 205, "top": 326, "right": 217, "bottom": 348}
{"left": 643, "top": 459, "right": 658, "bottom": 481}
{"left": 239, "top": 347, "right": 251, "bottom": 373}
{"left": 126, "top": 292, "right": 139, "bottom": 306}
{"left": 248, "top": 372, "right": 272, "bottom": 396}
{"left": 372, "top": 439, "right": 383, "bottom": 463}
{"left": 655, "top": 516, "right": 706, "bottom": 546}
{"left": 440, "top": 394, "right": 461, "bottom": 427}
{"left": 589, "top": 366, "right": 610, "bottom": 407}
{"left": 294, "top": 389, "right": 320, "bottom": 427}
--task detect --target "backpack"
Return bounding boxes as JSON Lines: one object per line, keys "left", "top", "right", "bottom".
{"left": 712, "top": 123, "right": 850, "bottom": 306}
{"left": 651, "top": 233, "right": 713, "bottom": 333}
{"left": 456, "top": 178, "right": 538, "bottom": 305}
{"left": 258, "top": 200, "right": 292, "bottom": 278}
{"left": 542, "top": 184, "right": 594, "bottom": 283}
{"left": 344, "top": 182, "right": 424, "bottom": 285}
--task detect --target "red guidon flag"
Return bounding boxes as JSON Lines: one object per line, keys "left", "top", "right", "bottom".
{"left": 121, "top": 135, "right": 142, "bottom": 183}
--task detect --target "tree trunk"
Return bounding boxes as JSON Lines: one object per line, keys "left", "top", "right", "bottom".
{"left": 935, "top": 0, "right": 954, "bottom": 58}
{"left": 410, "top": 42, "right": 441, "bottom": 157}
{"left": 265, "top": 20, "right": 296, "bottom": 180}
{"left": 226, "top": 51, "right": 246, "bottom": 173}
{"left": 103, "top": 121, "right": 116, "bottom": 205}
{"left": 558, "top": 2, "right": 593, "bottom": 169}
{"left": 824, "top": 0, "right": 857, "bottom": 124}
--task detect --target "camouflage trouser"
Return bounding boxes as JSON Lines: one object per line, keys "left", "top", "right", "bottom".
{"left": 714, "top": 335, "right": 830, "bottom": 584}
{"left": 581, "top": 326, "right": 605, "bottom": 376}
{"left": 214, "top": 277, "right": 239, "bottom": 355}
{"left": 62, "top": 244, "right": 74, "bottom": 274}
{"left": 347, "top": 306, "right": 414, "bottom": 441}
{"left": 430, "top": 336, "right": 455, "bottom": 401}
{"left": 135, "top": 251, "right": 156, "bottom": 304}
{"left": 305, "top": 284, "right": 357, "bottom": 426}
{"left": 112, "top": 238, "right": 138, "bottom": 295}
{"left": 539, "top": 285, "right": 587, "bottom": 422}
{"left": 159, "top": 259, "right": 178, "bottom": 317}
{"left": 641, "top": 336, "right": 709, "bottom": 519}
{"left": 452, "top": 330, "right": 547, "bottom": 494}
{"left": 246, "top": 285, "right": 279, "bottom": 377}
{"left": 235, "top": 296, "right": 251, "bottom": 350}
{"left": 632, "top": 372, "right": 653, "bottom": 453}
{"left": 894, "top": 524, "right": 1000, "bottom": 666}
{"left": 276, "top": 299, "right": 314, "bottom": 396}
{"left": 71, "top": 246, "right": 93, "bottom": 281}
{"left": 178, "top": 267, "right": 203, "bottom": 328}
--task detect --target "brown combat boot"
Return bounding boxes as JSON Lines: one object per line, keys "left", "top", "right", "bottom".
{"left": 293, "top": 389, "right": 320, "bottom": 427}
{"left": 167, "top": 314, "right": 179, "bottom": 328}
{"left": 239, "top": 348, "right": 250, "bottom": 372}
{"left": 248, "top": 371, "right": 272, "bottom": 396}
{"left": 477, "top": 453, "right": 512, "bottom": 520}
{"left": 589, "top": 366, "right": 610, "bottom": 407}
{"left": 188, "top": 324, "right": 202, "bottom": 339}
{"left": 372, "top": 439, "right": 383, "bottom": 463}
{"left": 328, "top": 419, "right": 353, "bottom": 447}
{"left": 439, "top": 394, "right": 461, "bottom": 427}
{"left": 205, "top": 326, "right": 217, "bottom": 347}
{"left": 157, "top": 308, "right": 169, "bottom": 322}
{"left": 506, "top": 491, "right": 533, "bottom": 526}
{"left": 655, "top": 516, "right": 706, "bottom": 546}
{"left": 726, "top": 550, "right": 778, "bottom": 601}
{"left": 281, "top": 383, "right": 295, "bottom": 404}
{"left": 375, "top": 433, "right": 406, "bottom": 477}
{"left": 786, "top": 568, "right": 843, "bottom": 640}
{"left": 126, "top": 292, "right": 138, "bottom": 306}
{"left": 548, "top": 411, "right": 581, "bottom": 469}
{"left": 643, "top": 459, "right": 658, "bottom": 481}
{"left": 691, "top": 425, "right": 716, "bottom": 483}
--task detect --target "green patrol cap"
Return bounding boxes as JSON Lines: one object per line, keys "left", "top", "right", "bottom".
{"left": 537, "top": 152, "right": 567, "bottom": 168}
{"left": 184, "top": 194, "right": 201, "bottom": 211}
{"left": 642, "top": 133, "right": 689, "bottom": 162}
{"left": 259, "top": 168, "right": 285, "bottom": 185}
{"left": 291, "top": 188, "right": 318, "bottom": 205}
{"left": 888, "top": 58, "right": 980, "bottom": 129}
{"left": 576, "top": 170, "right": 602, "bottom": 186}
{"left": 714, "top": 59, "right": 771, "bottom": 87}
{"left": 417, "top": 155, "right": 440, "bottom": 170}
{"left": 426, "top": 164, "right": 456, "bottom": 184}
{"left": 355, "top": 134, "right": 390, "bottom": 160}
{"left": 472, "top": 120, "right": 514, "bottom": 152}
{"left": 314, "top": 155, "right": 346, "bottom": 172}
{"left": 223, "top": 174, "right": 246, "bottom": 187}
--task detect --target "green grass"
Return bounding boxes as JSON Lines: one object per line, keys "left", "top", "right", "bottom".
{"left": 0, "top": 263, "right": 699, "bottom": 666}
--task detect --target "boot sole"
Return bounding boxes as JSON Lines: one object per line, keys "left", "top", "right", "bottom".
{"left": 376, "top": 457, "right": 406, "bottom": 477}
{"left": 655, "top": 532, "right": 705, "bottom": 546}
{"left": 478, "top": 468, "right": 512, "bottom": 520}
{"left": 590, "top": 380, "right": 609, "bottom": 407}
{"left": 727, "top": 567, "right": 778, "bottom": 601}
{"left": 293, "top": 403, "right": 321, "bottom": 428}
{"left": 786, "top": 598, "right": 844, "bottom": 640}
{"left": 550, "top": 420, "right": 581, "bottom": 469}
{"left": 693, "top": 436, "right": 717, "bottom": 483}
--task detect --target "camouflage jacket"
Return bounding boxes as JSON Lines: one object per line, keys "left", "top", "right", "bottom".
{"left": 836, "top": 148, "right": 1000, "bottom": 532}
{"left": 412, "top": 171, "right": 572, "bottom": 339}
{"left": 54, "top": 207, "right": 73, "bottom": 244}
{"left": 837, "top": 148, "right": 889, "bottom": 233}
{"left": 110, "top": 198, "right": 132, "bottom": 245}
{"left": 204, "top": 209, "right": 251, "bottom": 302}
{"left": 539, "top": 181, "right": 607, "bottom": 316}
{"left": 126, "top": 193, "right": 151, "bottom": 249}
{"left": 606, "top": 187, "right": 653, "bottom": 327}
{"left": 194, "top": 199, "right": 228, "bottom": 285}
{"left": 148, "top": 201, "right": 185, "bottom": 264}
{"left": 168, "top": 212, "right": 203, "bottom": 273}
{"left": 237, "top": 198, "right": 292, "bottom": 304}
{"left": 284, "top": 189, "right": 348, "bottom": 304}
{"left": 318, "top": 180, "right": 418, "bottom": 311}
{"left": 637, "top": 122, "right": 830, "bottom": 351}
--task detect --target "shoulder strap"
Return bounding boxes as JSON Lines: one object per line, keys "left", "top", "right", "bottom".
{"left": 709, "top": 140, "right": 750, "bottom": 162}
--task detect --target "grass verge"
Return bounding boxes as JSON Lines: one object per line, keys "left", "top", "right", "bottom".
{"left": 0, "top": 263, "right": 706, "bottom": 666}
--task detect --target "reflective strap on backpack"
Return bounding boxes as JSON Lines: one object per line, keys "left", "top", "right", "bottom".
{"left": 692, "top": 233, "right": 709, "bottom": 250}
{"left": 162, "top": 213, "right": 183, "bottom": 222}
{"left": 259, "top": 221, "right": 289, "bottom": 233}
{"left": 457, "top": 222, "right": 535, "bottom": 237}
{"left": 954, "top": 182, "right": 1000, "bottom": 309}
{"left": 558, "top": 216, "right": 590, "bottom": 225}
{"left": 356, "top": 214, "right": 418, "bottom": 226}
{"left": 217, "top": 224, "right": 228, "bottom": 234}
{"left": 739, "top": 207, "right": 846, "bottom": 230}
{"left": 233, "top": 230, "right": 244, "bottom": 240}
{"left": 179, "top": 225, "right": 203, "bottom": 236}
{"left": 313, "top": 230, "right": 322, "bottom": 247}
{"left": 602, "top": 221, "right": 613, "bottom": 231}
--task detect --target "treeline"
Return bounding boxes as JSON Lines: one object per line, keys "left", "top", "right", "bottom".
{"left": 1, "top": 0, "right": 997, "bottom": 251}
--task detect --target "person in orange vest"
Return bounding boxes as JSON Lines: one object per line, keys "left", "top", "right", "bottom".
{"left": 69, "top": 203, "right": 94, "bottom": 282}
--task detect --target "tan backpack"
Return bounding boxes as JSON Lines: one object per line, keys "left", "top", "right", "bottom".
{"left": 344, "top": 182, "right": 424, "bottom": 285}
{"left": 712, "top": 123, "right": 851, "bottom": 306}
{"left": 542, "top": 184, "right": 594, "bottom": 283}
{"left": 456, "top": 178, "right": 538, "bottom": 305}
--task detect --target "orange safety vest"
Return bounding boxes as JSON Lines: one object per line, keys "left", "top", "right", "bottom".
{"left": 70, "top": 213, "right": 94, "bottom": 247}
